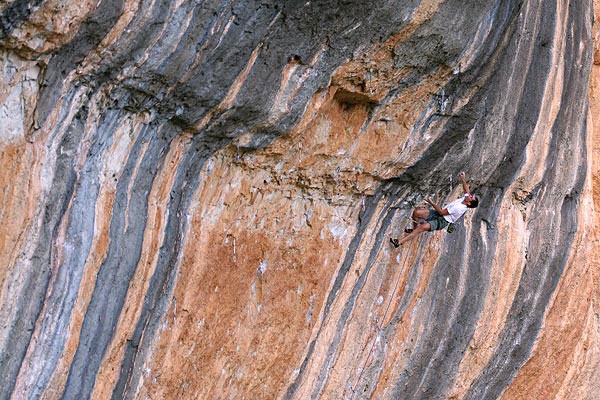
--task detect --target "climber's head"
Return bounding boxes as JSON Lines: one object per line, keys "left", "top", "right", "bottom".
{"left": 465, "top": 194, "right": 479, "bottom": 208}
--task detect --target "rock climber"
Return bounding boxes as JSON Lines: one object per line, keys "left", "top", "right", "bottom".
{"left": 390, "top": 172, "right": 478, "bottom": 248}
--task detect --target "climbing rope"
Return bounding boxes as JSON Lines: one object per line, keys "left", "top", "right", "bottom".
{"left": 346, "top": 234, "right": 416, "bottom": 400}
{"left": 344, "top": 188, "right": 459, "bottom": 398}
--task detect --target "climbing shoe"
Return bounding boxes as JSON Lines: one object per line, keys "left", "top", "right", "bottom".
{"left": 390, "top": 238, "right": 400, "bottom": 248}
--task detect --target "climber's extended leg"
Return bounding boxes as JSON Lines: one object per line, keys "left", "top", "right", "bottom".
{"left": 391, "top": 220, "right": 432, "bottom": 248}
{"left": 398, "top": 222, "right": 431, "bottom": 245}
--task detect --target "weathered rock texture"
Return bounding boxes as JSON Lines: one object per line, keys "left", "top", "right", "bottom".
{"left": 1, "top": 0, "right": 599, "bottom": 399}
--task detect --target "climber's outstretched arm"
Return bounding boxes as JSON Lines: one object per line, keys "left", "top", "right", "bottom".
{"left": 460, "top": 171, "right": 470, "bottom": 194}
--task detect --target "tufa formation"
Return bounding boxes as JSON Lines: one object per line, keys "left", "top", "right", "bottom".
{"left": 1, "top": 0, "right": 599, "bottom": 399}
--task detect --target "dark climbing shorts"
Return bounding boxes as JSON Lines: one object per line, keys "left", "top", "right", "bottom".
{"left": 424, "top": 210, "right": 449, "bottom": 231}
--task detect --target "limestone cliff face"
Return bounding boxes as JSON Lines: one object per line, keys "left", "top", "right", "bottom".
{"left": 1, "top": 1, "right": 598, "bottom": 399}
